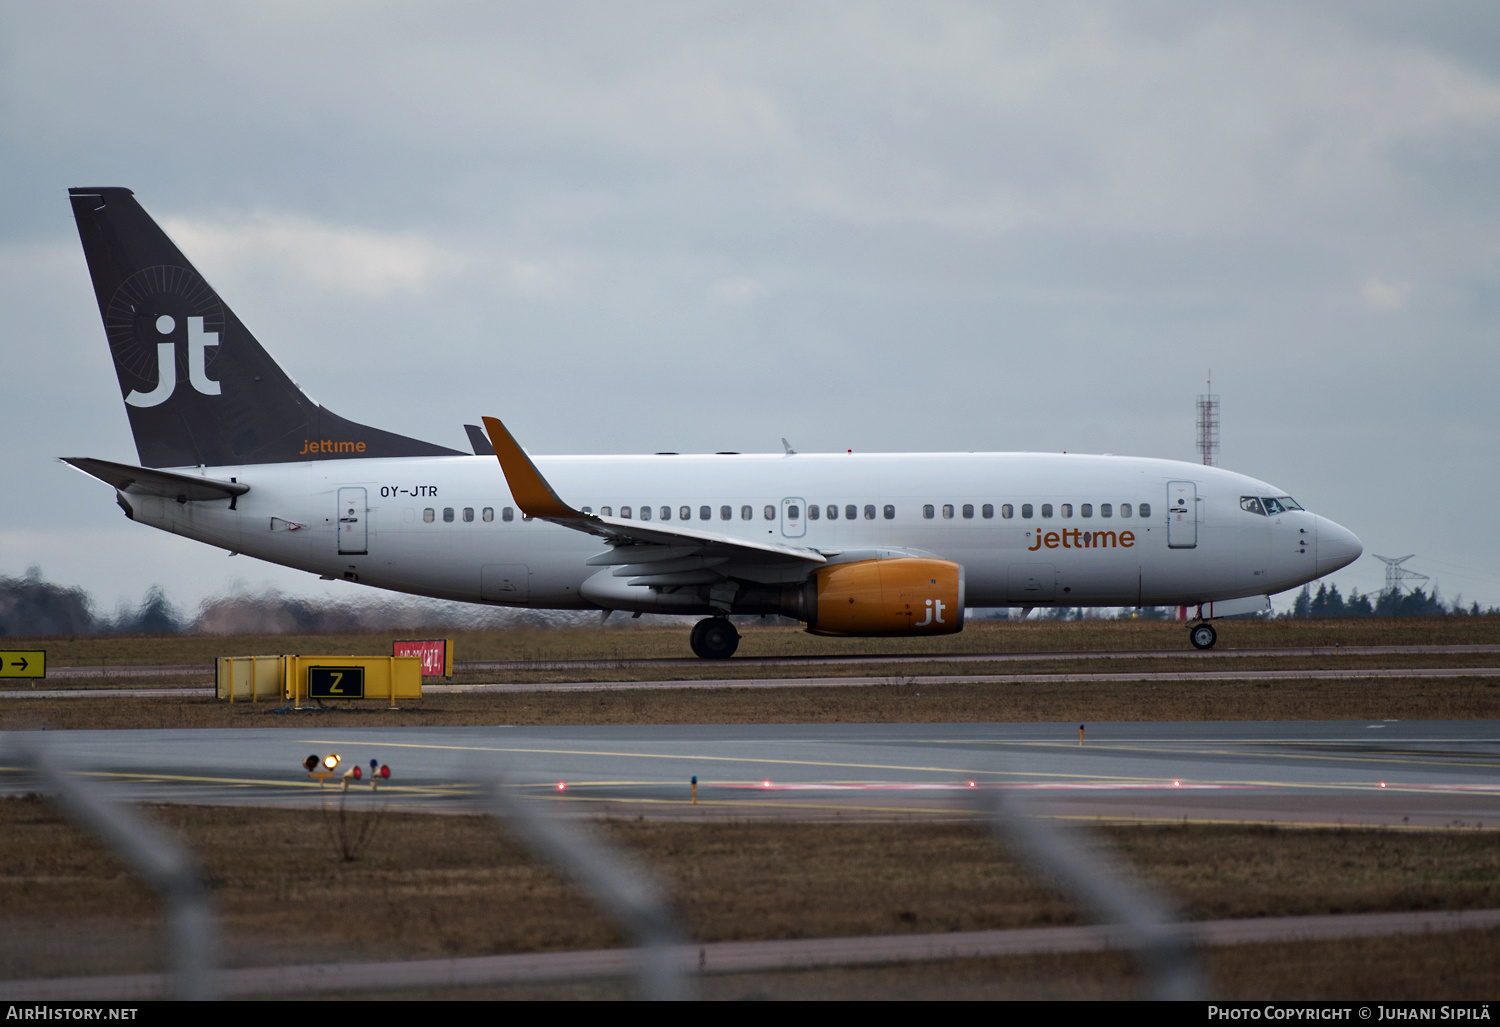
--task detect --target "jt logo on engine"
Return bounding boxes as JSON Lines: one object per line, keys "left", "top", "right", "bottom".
{"left": 915, "top": 598, "right": 947, "bottom": 627}
{"left": 308, "top": 666, "right": 365, "bottom": 699}
{"left": 126, "top": 315, "right": 221, "bottom": 407}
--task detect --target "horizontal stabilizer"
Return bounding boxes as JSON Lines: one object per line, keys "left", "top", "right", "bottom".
{"left": 61, "top": 457, "right": 248, "bottom": 502}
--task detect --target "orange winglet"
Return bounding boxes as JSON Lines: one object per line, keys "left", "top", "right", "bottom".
{"left": 480, "top": 416, "right": 578, "bottom": 520}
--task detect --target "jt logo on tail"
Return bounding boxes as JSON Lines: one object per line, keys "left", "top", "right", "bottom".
{"left": 125, "top": 315, "right": 221, "bottom": 407}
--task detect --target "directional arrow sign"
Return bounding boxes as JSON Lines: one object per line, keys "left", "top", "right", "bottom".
{"left": 0, "top": 650, "right": 45, "bottom": 678}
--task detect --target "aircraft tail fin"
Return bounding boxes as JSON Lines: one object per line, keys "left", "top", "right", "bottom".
{"left": 68, "top": 187, "right": 462, "bottom": 468}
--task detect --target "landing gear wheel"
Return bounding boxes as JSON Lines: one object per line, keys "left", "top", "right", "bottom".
{"left": 692, "top": 617, "right": 740, "bottom": 660}
{"left": 1189, "top": 622, "right": 1217, "bottom": 650}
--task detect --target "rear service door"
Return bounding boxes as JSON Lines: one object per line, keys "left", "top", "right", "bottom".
{"left": 338, "top": 487, "right": 368, "bottom": 554}
{"left": 1167, "top": 481, "right": 1197, "bottom": 549}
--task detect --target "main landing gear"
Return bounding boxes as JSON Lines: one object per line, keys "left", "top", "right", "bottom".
{"left": 690, "top": 617, "right": 741, "bottom": 660}
{"left": 1189, "top": 621, "right": 1217, "bottom": 650}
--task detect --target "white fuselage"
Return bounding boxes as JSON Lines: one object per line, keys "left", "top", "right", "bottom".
{"left": 119, "top": 450, "right": 1360, "bottom": 613}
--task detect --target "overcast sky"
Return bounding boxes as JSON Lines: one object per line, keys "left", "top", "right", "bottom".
{"left": 3, "top": 1, "right": 1499, "bottom": 616}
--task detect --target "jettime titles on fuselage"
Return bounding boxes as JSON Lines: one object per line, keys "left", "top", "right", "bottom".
{"left": 1028, "top": 528, "right": 1136, "bottom": 552}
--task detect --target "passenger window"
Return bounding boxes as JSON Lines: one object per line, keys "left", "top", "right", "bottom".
{"left": 1120, "top": 503, "right": 1131, "bottom": 518}
{"left": 463, "top": 507, "right": 474, "bottom": 522}
{"left": 764, "top": 505, "right": 776, "bottom": 520}
{"left": 700, "top": 506, "right": 711, "bottom": 520}
{"left": 942, "top": 504, "right": 954, "bottom": 519}
{"left": 883, "top": 504, "right": 895, "bottom": 519}
{"left": 1240, "top": 496, "right": 1266, "bottom": 515}
{"left": 1021, "top": 504, "right": 1033, "bottom": 519}
{"left": 482, "top": 507, "right": 494, "bottom": 522}
{"left": 827, "top": 505, "right": 839, "bottom": 520}
{"left": 741, "top": 505, "right": 752, "bottom": 520}
{"left": 660, "top": 506, "right": 671, "bottom": 521}
{"left": 1081, "top": 504, "right": 1093, "bottom": 518}
{"left": 680, "top": 506, "right": 691, "bottom": 521}
{"left": 1138, "top": 503, "right": 1151, "bottom": 518}
{"left": 845, "top": 505, "right": 857, "bottom": 520}
{"left": 423, "top": 508, "right": 435, "bottom": 523}
{"left": 807, "top": 504, "right": 819, "bottom": 520}
{"left": 621, "top": 506, "right": 632, "bottom": 519}
{"left": 1041, "top": 504, "right": 1053, "bottom": 518}
{"left": 503, "top": 507, "right": 515, "bottom": 522}
{"left": 600, "top": 506, "right": 611, "bottom": 517}
{"left": 923, "top": 504, "right": 935, "bottom": 519}
{"left": 982, "top": 504, "right": 994, "bottom": 519}
{"left": 1100, "top": 503, "right": 1112, "bottom": 518}
{"left": 443, "top": 507, "right": 455, "bottom": 522}
{"left": 641, "top": 506, "right": 653, "bottom": 521}
{"left": 864, "top": 504, "right": 875, "bottom": 520}
{"left": 720, "top": 506, "right": 732, "bottom": 520}
{"left": 962, "top": 504, "right": 974, "bottom": 519}
{"left": 1061, "top": 503, "right": 1072, "bottom": 518}
{"left": 1001, "top": 503, "right": 1013, "bottom": 519}
{"left": 581, "top": 506, "right": 592, "bottom": 515}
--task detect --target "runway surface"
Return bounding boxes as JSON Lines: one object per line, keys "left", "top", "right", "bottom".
{"left": 3, "top": 720, "right": 1497, "bottom": 827}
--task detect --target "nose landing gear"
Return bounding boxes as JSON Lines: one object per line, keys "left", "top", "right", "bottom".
{"left": 690, "top": 616, "right": 741, "bottom": 659}
{"left": 1189, "top": 621, "right": 1217, "bottom": 650}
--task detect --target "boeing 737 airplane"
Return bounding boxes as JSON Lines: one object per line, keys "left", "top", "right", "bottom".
{"left": 62, "top": 188, "right": 1362, "bottom": 657}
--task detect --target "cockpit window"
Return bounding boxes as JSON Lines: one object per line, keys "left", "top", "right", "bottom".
{"left": 1279, "top": 496, "right": 1302, "bottom": 511}
{"left": 1240, "top": 496, "right": 1265, "bottom": 516}
{"left": 1262, "top": 497, "right": 1286, "bottom": 515}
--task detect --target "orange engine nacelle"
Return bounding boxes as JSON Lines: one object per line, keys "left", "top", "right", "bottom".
{"left": 791, "top": 558, "right": 966, "bottom": 637}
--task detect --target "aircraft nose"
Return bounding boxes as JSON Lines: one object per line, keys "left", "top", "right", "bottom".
{"left": 1315, "top": 516, "right": 1363, "bottom": 576}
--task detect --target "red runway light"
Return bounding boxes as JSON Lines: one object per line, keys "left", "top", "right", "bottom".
{"left": 557, "top": 782, "right": 566, "bottom": 791}
{"left": 967, "top": 781, "right": 976, "bottom": 788}
{"left": 1173, "top": 780, "right": 1181, "bottom": 787}
{"left": 762, "top": 780, "right": 771, "bottom": 788}
{"left": 1380, "top": 782, "right": 1386, "bottom": 788}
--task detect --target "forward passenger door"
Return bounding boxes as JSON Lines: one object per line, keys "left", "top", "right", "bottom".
{"left": 1167, "top": 481, "right": 1197, "bottom": 549}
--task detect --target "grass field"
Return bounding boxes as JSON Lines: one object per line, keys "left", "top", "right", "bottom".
{"left": 9, "top": 616, "right": 1499, "bottom": 671}
{"left": 2, "top": 796, "right": 1496, "bottom": 999}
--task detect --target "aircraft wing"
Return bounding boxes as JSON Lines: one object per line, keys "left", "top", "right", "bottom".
{"left": 480, "top": 416, "right": 825, "bottom": 567}
{"left": 61, "top": 457, "right": 249, "bottom": 502}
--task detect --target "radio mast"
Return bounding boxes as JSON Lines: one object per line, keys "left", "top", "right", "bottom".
{"left": 1196, "top": 371, "right": 1220, "bottom": 466}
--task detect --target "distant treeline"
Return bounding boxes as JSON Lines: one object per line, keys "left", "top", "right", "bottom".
{"left": 1281, "top": 582, "right": 1494, "bottom": 619}
{"left": 0, "top": 567, "right": 596, "bottom": 638}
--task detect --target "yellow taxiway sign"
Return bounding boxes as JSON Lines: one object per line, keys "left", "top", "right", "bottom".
{"left": 0, "top": 650, "right": 45, "bottom": 678}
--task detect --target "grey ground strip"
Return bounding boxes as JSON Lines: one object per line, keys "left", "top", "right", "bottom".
{"left": 4, "top": 908, "right": 1498, "bottom": 1000}
{"left": 6, "top": 666, "right": 1499, "bottom": 700}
